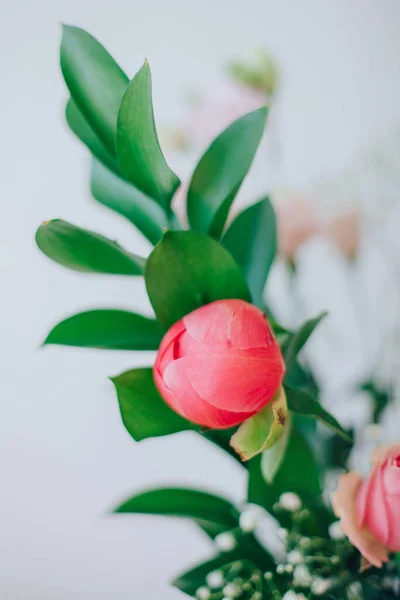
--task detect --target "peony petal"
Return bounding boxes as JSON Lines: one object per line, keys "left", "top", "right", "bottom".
{"left": 163, "top": 358, "right": 254, "bottom": 428}
{"left": 155, "top": 319, "right": 186, "bottom": 376}
{"left": 185, "top": 347, "right": 284, "bottom": 413}
{"left": 332, "top": 472, "right": 390, "bottom": 568}
{"left": 363, "top": 464, "right": 391, "bottom": 547}
{"left": 183, "top": 299, "right": 275, "bottom": 350}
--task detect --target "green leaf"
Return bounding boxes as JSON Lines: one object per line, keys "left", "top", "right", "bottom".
{"left": 145, "top": 230, "right": 251, "bottom": 330}
{"left": 230, "top": 387, "right": 288, "bottom": 461}
{"left": 44, "top": 309, "right": 163, "bottom": 350}
{"left": 111, "top": 368, "right": 193, "bottom": 441}
{"left": 261, "top": 412, "right": 292, "bottom": 483}
{"left": 396, "top": 553, "right": 400, "bottom": 576}
{"left": 172, "top": 554, "right": 242, "bottom": 597}
{"left": 223, "top": 196, "right": 277, "bottom": 306}
{"left": 35, "top": 219, "right": 144, "bottom": 275}
{"left": 285, "top": 387, "right": 352, "bottom": 443}
{"left": 65, "top": 100, "right": 121, "bottom": 175}
{"left": 283, "top": 312, "right": 327, "bottom": 371}
{"left": 187, "top": 107, "right": 268, "bottom": 239}
{"left": 60, "top": 25, "right": 128, "bottom": 154}
{"left": 91, "top": 160, "right": 168, "bottom": 245}
{"left": 116, "top": 61, "right": 180, "bottom": 211}
{"left": 113, "top": 488, "right": 240, "bottom": 531}
{"left": 248, "top": 427, "right": 321, "bottom": 512}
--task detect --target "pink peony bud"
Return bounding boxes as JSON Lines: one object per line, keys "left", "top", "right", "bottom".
{"left": 153, "top": 299, "right": 285, "bottom": 429}
{"left": 332, "top": 444, "right": 400, "bottom": 568}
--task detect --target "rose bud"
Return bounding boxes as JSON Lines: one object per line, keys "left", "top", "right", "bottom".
{"left": 332, "top": 444, "right": 400, "bottom": 568}
{"left": 153, "top": 299, "right": 285, "bottom": 429}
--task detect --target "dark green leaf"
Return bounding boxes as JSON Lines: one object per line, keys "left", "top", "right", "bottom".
{"left": 285, "top": 387, "right": 352, "bottom": 443}
{"left": 91, "top": 160, "right": 168, "bottom": 245}
{"left": 187, "top": 107, "right": 268, "bottom": 239}
{"left": 145, "top": 230, "right": 251, "bottom": 330}
{"left": 60, "top": 25, "right": 128, "bottom": 153}
{"left": 283, "top": 312, "right": 327, "bottom": 370}
{"left": 116, "top": 61, "right": 180, "bottom": 210}
{"left": 172, "top": 554, "right": 242, "bottom": 597}
{"left": 223, "top": 197, "right": 277, "bottom": 306}
{"left": 44, "top": 309, "right": 163, "bottom": 350}
{"left": 111, "top": 368, "right": 193, "bottom": 441}
{"left": 35, "top": 219, "right": 144, "bottom": 275}
{"left": 113, "top": 488, "right": 240, "bottom": 531}
{"left": 249, "top": 428, "right": 321, "bottom": 512}
{"left": 65, "top": 100, "right": 121, "bottom": 175}
{"left": 396, "top": 553, "right": 400, "bottom": 576}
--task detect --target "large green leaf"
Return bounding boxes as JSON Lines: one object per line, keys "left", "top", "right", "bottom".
{"left": 111, "top": 368, "right": 193, "bottom": 441}
{"left": 223, "top": 197, "right": 277, "bottom": 307}
{"left": 35, "top": 219, "right": 144, "bottom": 275}
{"left": 187, "top": 107, "right": 268, "bottom": 238}
{"left": 44, "top": 309, "right": 163, "bottom": 350}
{"left": 249, "top": 428, "right": 322, "bottom": 511}
{"left": 116, "top": 61, "right": 180, "bottom": 211}
{"left": 113, "top": 488, "right": 240, "bottom": 531}
{"left": 145, "top": 231, "right": 251, "bottom": 330}
{"left": 283, "top": 312, "right": 327, "bottom": 371}
{"left": 60, "top": 25, "right": 128, "bottom": 153}
{"left": 230, "top": 387, "right": 287, "bottom": 461}
{"left": 285, "top": 387, "right": 352, "bottom": 443}
{"left": 65, "top": 100, "right": 121, "bottom": 175}
{"left": 91, "top": 160, "right": 167, "bottom": 245}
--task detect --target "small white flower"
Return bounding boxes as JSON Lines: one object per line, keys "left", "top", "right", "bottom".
{"left": 206, "top": 571, "right": 224, "bottom": 589}
{"left": 239, "top": 510, "right": 259, "bottom": 533}
{"left": 215, "top": 532, "right": 236, "bottom": 552}
{"left": 278, "top": 528, "right": 289, "bottom": 540}
{"left": 282, "top": 592, "right": 307, "bottom": 600}
{"left": 312, "top": 578, "right": 332, "bottom": 595}
{"left": 293, "top": 564, "right": 312, "bottom": 586}
{"left": 329, "top": 521, "right": 345, "bottom": 540}
{"left": 279, "top": 492, "right": 302, "bottom": 512}
{"left": 264, "top": 572, "right": 273, "bottom": 580}
{"left": 222, "top": 583, "right": 241, "bottom": 598}
{"left": 276, "top": 564, "right": 286, "bottom": 574}
{"left": 196, "top": 587, "right": 211, "bottom": 600}
{"left": 287, "top": 550, "right": 303, "bottom": 564}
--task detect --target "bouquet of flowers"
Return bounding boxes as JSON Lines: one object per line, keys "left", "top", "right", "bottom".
{"left": 35, "top": 26, "right": 400, "bottom": 600}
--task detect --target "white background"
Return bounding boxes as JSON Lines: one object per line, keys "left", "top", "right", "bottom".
{"left": 1, "top": 1, "right": 400, "bottom": 598}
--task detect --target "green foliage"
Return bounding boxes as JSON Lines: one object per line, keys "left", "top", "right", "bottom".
{"left": 35, "top": 219, "right": 144, "bottom": 275}
{"left": 283, "top": 312, "right": 327, "bottom": 372}
{"left": 145, "top": 231, "right": 251, "bottom": 329}
{"left": 113, "top": 487, "right": 240, "bottom": 531}
{"left": 91, "top": 160, "right": 168, "bottom": 245}
{"left": 223, "top": 196, "right": 277, "bottom": 306}
{"left": 117, "top": 61, "right": 180, "bottom": 211}
{"left": 66, "top": 100, "right": 121, "bottom": 175}
{"left": 111, "top": 368, "right": 194, "bottom": 441}
{"left": 230, "top": 387, "right": 287, "bottom": 461}
{"left": 44, "top": 309, "right": 164, "bottom": 350}
{"left": 285, "top": 387, "right": 352, "bottom": 443}
{"left": 187, "top": 107, "right": 268, "bottom": 238}
{"left": 61, "top": 25, "right": 128, "bottom": 154}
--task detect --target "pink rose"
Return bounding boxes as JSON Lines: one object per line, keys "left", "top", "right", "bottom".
{"left": 332, "top": 444, "right": 400, "bottom": 567}
{"left": 153, "top": 299, "right": 284, "bottom": 429}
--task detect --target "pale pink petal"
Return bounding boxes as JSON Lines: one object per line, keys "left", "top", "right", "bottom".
{"left": 185, "top": 348, "right": 284, "bottom": 413}
{"left": 163, "top": 358, "right": 254, "bottom": 428}
{"left": 183, "top": 300, "right": 275, "bottom": 350}
{"left": 155, "top": 320, "right": 186, "bottom": 376}
{"left": 332, "top": 472, "right": 390, "bottom": 568}
{"left": 363, "top": 465, "right": 391, "bottom": 547}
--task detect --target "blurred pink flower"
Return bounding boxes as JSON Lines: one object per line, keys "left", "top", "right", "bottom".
{"left": 183, "top": 80, "right": 266, "bottom": 149}
{"left": 274, "top": 197, "right": 319, "bottom": 261}
{"left": 324, "top": 211, "right": 360, "bottom": 260}
{"left": 332, "top": 444, "right": 400, "bottom": 568}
